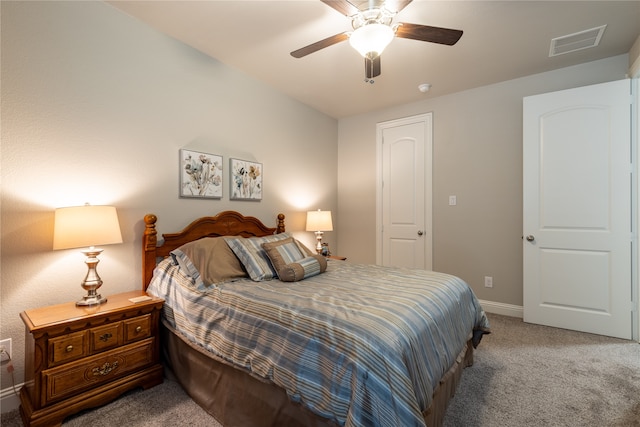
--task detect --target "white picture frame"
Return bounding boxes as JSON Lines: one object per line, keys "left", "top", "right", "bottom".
{"left": 230, "top": 158, "right": 262, "bottom": 201}
{"left": 179, "top": 149, "right": 223, "bottom": 199}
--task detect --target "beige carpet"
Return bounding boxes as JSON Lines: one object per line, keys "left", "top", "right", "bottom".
{"left": 2, "top": 314, "right": 639, "bottom": 426}
{"left": 443, "top": 314, "right": 640, "bottom": 426}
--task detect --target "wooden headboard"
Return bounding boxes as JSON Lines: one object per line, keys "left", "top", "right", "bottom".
{"left": 142, "top": 210, "right": 285, "bottom": 290}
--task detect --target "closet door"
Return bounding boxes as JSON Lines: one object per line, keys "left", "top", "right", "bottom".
{"left": 377, "top": 113, "right": 433, "bottom": 269}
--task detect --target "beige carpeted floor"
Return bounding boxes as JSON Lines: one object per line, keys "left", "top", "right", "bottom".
{"left": 443, "top": 314, "right": 640, "bottom": 426}
{"left": 2, "top": 313, "right": 639, "bottom": 426}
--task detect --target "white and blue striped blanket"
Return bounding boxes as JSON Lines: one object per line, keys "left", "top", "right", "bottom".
{"left": 148, "top": 258, "right": 489, "bottom": 427}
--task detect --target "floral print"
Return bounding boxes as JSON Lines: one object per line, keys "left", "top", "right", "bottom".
{"left": 181, "top": 150, "right": 223, "bottom": 198}
{"left": 231, "top": 159, "right": 262, "bottom": 200}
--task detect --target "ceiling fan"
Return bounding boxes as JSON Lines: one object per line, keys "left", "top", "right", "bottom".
{"left": 290, "top": 0, "right": 463, "bottom": 83}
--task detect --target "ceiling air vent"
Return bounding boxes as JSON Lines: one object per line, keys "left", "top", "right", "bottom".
{"left": 549, "top": 25, "right": 607, "bottom": 57}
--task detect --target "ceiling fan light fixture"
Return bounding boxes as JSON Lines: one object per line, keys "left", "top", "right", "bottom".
{"left": 349, "top": 23, "right": 395, "bottom": 58}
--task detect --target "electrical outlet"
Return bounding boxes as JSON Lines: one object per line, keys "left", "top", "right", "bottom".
{"left": 484, "top": 276, "right": 493, "bottom": 288}
{"left": 0, "top": 338, "right": 12, "bottom": 363}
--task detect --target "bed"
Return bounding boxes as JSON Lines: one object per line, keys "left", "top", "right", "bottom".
{"left": 142, "top": 210, "right": 489, "bottom": 427}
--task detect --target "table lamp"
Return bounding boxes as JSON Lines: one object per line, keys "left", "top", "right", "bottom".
{"left": 53, "top": 204, "right": 123, "bottom": 306}
{"left": 306, "top": 209, "right": 333, "bottom": 254}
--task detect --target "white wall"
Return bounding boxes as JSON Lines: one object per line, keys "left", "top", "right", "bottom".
{"left": 0, "top": 1, "right": 338, "bottom": 396}
{"left": 337, "top": 54, "right": 630, "bottom": 309}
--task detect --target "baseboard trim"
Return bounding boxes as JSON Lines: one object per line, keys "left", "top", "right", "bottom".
{"left": 1, "top": 384, "right": 22, "bottom": 413}
{"left": 478, "top": 299, "right": 523, "bottom": 318}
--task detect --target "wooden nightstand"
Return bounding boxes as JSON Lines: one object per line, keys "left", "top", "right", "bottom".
{"left": 19, "top": 290, "right": 164, "bottom": 427}
{"left": 327, "top": 255, "right": 347, "bottom": 261}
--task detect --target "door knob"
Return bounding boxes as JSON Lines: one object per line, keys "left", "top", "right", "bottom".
{"left": 526, "top": 235, "right": 535, "bottom": 242}
{"left": 417, "top": 230, "right": 424, "bottom": 236}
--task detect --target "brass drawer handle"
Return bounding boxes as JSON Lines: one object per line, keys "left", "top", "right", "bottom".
{"left": 135, "top": 326, "right": 142, "bottom": 333}
{"left": 99, "top": 333, "right": 113, "bottom": 342}
{"left": 92, "top": 361, "right": 118, "bottom": 376}
{"left": 65, "top": 345, "right": 73, "bottom": 353}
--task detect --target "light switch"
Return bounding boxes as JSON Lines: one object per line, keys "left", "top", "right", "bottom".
{"left": 449, "top": 195, "right": 457, "bottom": 206}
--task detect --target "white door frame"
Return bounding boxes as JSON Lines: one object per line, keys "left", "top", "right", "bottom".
{"left": 634, "top": 76, "right": 640, "bottom": 342}
{"left": 376, "top": 113, "right": 433, "bottom": 267}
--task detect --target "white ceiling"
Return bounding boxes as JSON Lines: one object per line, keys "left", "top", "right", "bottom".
{"left": 108, "top": 1, "right": 640, "bottom": 119}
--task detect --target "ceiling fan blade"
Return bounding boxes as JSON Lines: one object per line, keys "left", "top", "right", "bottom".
{"left": 290, "top": 32, "right": 350, "bottom": 58}
{"left": 321, "top": 0, "right": 360, "bottom": 16}
{"left": 396, "top": 23, "right": 463, "bottom": 46}
{"left": 365, "top": 56, "right": 381, "bottom": 79}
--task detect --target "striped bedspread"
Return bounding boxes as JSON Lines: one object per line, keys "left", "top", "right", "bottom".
{"left": 148, "top": 258, "right": 490, "bottom": 427}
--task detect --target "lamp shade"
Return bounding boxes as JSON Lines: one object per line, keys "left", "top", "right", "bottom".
{"left": 53, "top": 205, "right": 123, "bottom": 250}
{"left": 349, "top": 23, "right": 395, "bottom": 58}
{"left": 306, "top": 210, "right": 333, "bottom": 232}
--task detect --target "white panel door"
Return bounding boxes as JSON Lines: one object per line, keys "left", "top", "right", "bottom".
{"left": 523, "top": 79, "right": 632, "bottom": 339}
{"left": 377, "top": 114, "right": 432, "bottom": 269}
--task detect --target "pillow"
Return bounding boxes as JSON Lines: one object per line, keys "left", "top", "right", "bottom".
{"left": 224, "top": 233, "right": 291, "bottom": 281}
{"left": 261, "top": 237, "right": 305, "bottom": 274}
{"left": 171, "top": 237, "right": 247, "bottom": 285}
{"left": 295, "top": 239, "right": 315, "bottom": 257}
{"left": 277, "top": 255, "right": 327, "bottom": 282}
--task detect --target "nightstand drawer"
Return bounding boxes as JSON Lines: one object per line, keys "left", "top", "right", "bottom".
{"left": 124, "top": 314, "right": 151, "bottom": 343}
{"left": 49, "top": 331, "right": 87, "bottom": 367}
{"left": 90, "top": 322, "right": 122, "bottom": 353}
{"left": 42, "top": 338, "right": 156, "bottom": 405}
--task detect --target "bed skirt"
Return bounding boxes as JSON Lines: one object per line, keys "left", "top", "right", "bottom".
{"left": 161, "top": 320, "right": 474, "bottom": 427}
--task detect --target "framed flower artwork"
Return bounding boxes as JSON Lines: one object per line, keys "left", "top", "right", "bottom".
{"left": 179, "top": 149, "right": 223, "bottom": 199}
{"left": 230, "top": 158, "right": 262, "bottom": 201}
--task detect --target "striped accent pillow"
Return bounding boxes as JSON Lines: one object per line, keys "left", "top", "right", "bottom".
{"left": 261, "top": 238, "right": 305, "bottom": 274}
{"left": 277, "top": 255, "right": 327, "bottom": 282}
{"left": 224, "top": 233, "right": 291, "bottom": 281}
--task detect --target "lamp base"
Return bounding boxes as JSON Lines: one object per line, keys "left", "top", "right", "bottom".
{"left": 76, "top": 294, "right": 108, "bottom": 307}
{"left": 77, "top": 247, "right": 108, "bottom": 307}
{"left": 314, "top": 231, "right": 324, "bottom": 254}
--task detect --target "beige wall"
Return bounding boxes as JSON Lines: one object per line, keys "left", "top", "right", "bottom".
{"left": 1, "top": 0, "right": 635, "bottom": 402}
{"left": 337, "top": 54, "right": 630, "bottom": 307}
{"left": 0, "top": 1, "right": 337, "bottom": 392}
{"left": 630, "top": 35, "right": 640, "bottom": 77}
